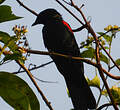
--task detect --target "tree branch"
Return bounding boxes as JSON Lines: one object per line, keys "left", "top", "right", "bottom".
{"left": 97, "top": 103, "right": 120, "bottom": 110}
{"left": 100, "top": 43, "right": 120, "bottom": 71}
{"left": 56, "top": 0, "right": 120, "bottom": 72}
{"left": 15, "top": 0, "right": 120, "bottom": 72}
{"left": 26, "top": 49, "right": 120, "bottom": 80}
{"left": 1, "top": 44, "right": 120, "bottom": 80}
{"left": 61, "top": 1, "right": 118, "bottom": 109}
{"left": 16, "top": 0, "right": 38, "bottom": 16}
{"left": 55, "top": 0, "right": 84, "bottom": 25}
{"left": 16, "top": 60, "right": 54, "bottom": 110}
{"left": 13, "top": 60, "right": 53, "bottom": 74}
{"left": 0, "top": 45, "right": 54, "bottom": 110}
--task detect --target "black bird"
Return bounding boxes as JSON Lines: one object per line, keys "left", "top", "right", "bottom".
{"left": 32, "top": 9, "right": 96, "bottom": 110}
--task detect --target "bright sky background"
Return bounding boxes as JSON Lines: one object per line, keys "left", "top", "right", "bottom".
{"left": 0, "top": 0, "right": 120, "bottom": 110}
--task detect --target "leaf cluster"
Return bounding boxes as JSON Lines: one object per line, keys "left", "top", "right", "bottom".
{"left": 0, "top": 1, "right": 40, "bottom": 110}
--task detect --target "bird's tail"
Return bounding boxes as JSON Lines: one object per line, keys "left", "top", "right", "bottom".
{"left": 64, "top": 74, "right": 96, "bottom": 110}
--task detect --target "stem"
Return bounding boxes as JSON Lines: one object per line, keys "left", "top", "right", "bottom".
{"left": 97, "top": 31, "right": 113, "bottom": 108}
{"left": 16, "top": 0, "right": 38, "bottom": 16}
{"left": 16, "top": 60, "right": 54, "bottom": 110}
{"left": 97, "top": 103, "right": 120, "bottom": 110}
{"left": 13, "top": 61, "right": 53, "bottom": 74}
{"left": 96, "top": 76, "right": 108, "bottom": 108}
{"left": 58, "top": 0, "right": 118, "bottom": 108}
{"left": 26, "top": 49, "right": 120, "bottom": 80}
{"left": 55, "top": 0, "right": 84, "bottom": 25}
{"left": 89, "top": 21, "right": 118, "bottom": 110}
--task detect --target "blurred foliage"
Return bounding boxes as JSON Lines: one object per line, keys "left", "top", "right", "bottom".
{"left": 0, "top": 5, "right": 22, "bottom": 23}
{"left": 0, "top": 71, "right": 40, "bottom": 110}
{"left": 0, "top": 3, "right": 37, "bottom": 110}
{"left": 102, "top": 85, "right": 120, "bottom": 105}
{"left": 86, "top": 75, "right": 100, "bottom": 89}
{"left": 0, "top": 0, "right": 5, "bottom": 4}
{"left": 0, "top": 25, "right": 28, "bottom": 64}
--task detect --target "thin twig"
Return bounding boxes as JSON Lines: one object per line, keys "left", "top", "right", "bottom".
{"left": 13, "top": 61, "right": 53, "bottom": 74}
{"left": 80, "top": 28, "right": 116, "bottom": 48}
{"left": 64, "top": 1, "right": 118, "bottom": 109}
{"left": 16, "top": 0, "right": 120, "bottom": 72}
{"left": 62, "top": 0, "right": 71, "bottom": 5}
{"left": 26, "top": 49, "right": 120, "bottom": 80}
{"left": 97, "top": 103, "right": 120, "bottom": 110}
{"left": 33, "top": 75, "right": 58, "bottom": 83}
{"left": 56, "top": 0, "right": 120, "bottom": 72}
{"left": 0, "top": 46, "right": 54, "bottom": 110}
{"left": 16, "top": 0, "right": 38, "bottom": 16}
{"left": 100, "top": 43, "right": 120, "bottom": 71}
{"left": 1, "top": 41, "right": 120, "bottom": 80}
{"left": 96, "top": 76, "right": 108, "bottom": 108}
{"left": 55, "top": 0, "right": 84, "bottom": 25}
{"left": 16, "top": 0, "right": 120, "bottom": 73}
{"left": 16, "top": 60, "right": 54, "bottom": 110}
{"left": 72, "top": 23, "right": 88, "bottom": 32}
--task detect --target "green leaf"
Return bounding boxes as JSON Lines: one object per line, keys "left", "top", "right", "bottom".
{"left": 81, "top": 47, "right": 109, "bottom": 64}
{"left": 100, "top": 52, "right": 109, "bottom": 64}
{"left": 0, "top": 31, "right": 11, "bottom": 43}
{"left": 0, "top": 31, "right": 26, "bottom": 63}
{"left": 111, "top": 86, "right": 120, "bottom": 98}
{"left": 101, "top": 89, "right": 108, "bottom": 96}
{"left": 2, "top": 53, "right": 26, "bottom": 63}
{"left": 0, "top": 71, "right": 40, "bottom": 110}
{"left": 103, "top": 46, "right": 109, "bottom": 50}
{"left": 97, "top": 32, "right": 112, "bottom": 44}
{"left": 0, "top": 5, "right": 23, "bottom": 23}
{"left": 115, "top": 58, "right": 120, "bottom": 66}
{"left": 0, "top": 0, "right": 5, "bottom": 4}
{"left": 81, "top": 47, "right": 95, "bottom": 59}
{"left": 103, "top": 35, "right": 112, "bottom": 44}
{"left": 0, "top": 31, "right": 18, "bottom": 52}
{"left": 102, "top": 86, "right": 120, "bottom": 104}
{"left": 87, "top": 75, "right": 100, "bottom": 89}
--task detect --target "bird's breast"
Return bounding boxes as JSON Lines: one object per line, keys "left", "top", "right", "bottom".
{"left": 43, "top": 23, "right": 68, "bottom": 51}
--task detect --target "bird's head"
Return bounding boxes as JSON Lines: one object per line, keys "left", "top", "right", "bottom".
{"left": 32, "top": 9, "right": 62, "bottom": 26}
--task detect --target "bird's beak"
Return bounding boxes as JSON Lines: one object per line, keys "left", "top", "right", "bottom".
{"left": 32, "top": 22, "right": 37, "bottom": 26}
{"left": 32, "top": 18, "right": 40, "bottom": 26}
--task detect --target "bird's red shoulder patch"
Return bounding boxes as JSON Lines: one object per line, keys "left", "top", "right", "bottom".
{"left": 62, "top": 20, "right": 73, "bottom": 34}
